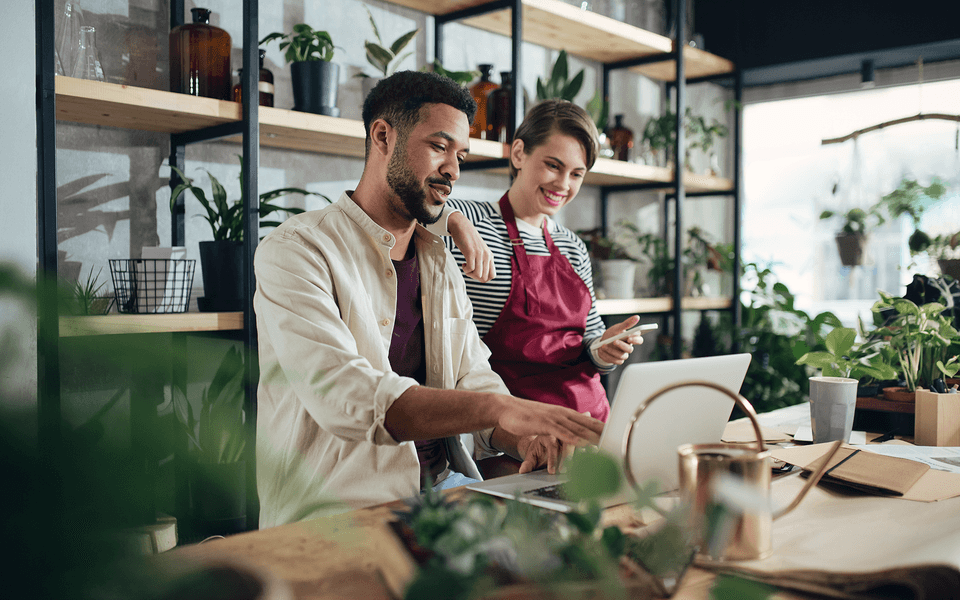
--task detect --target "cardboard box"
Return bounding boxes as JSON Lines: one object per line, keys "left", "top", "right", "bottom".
{"left": 915, "top": 389, "right": 960, "bottom": 446}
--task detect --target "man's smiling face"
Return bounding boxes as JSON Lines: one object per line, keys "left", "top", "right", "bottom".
{"left": 386, "top": 103, "right": 470, "bottom": 225}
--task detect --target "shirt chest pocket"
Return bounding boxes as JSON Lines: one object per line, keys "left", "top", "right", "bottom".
{"left": 440, "top": 317, "right": 471, "bottom": 386}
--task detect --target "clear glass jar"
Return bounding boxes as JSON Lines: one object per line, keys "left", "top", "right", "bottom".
{"left": 70, "top": 25, "right": 105, "bottom": 81}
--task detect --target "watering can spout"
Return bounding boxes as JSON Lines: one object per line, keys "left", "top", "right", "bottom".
{"left": 772, "top": 439, "right": 844, "bottom": 520}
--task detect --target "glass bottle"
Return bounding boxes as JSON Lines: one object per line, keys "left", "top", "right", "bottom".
{"left": 606, "top": 114, "right": 634, "bottom": 161}
{"left": 56, "top": 1, "right": 84, "bottom": 77}
{"left": 70, "top": 25, "right": 105, "bottom": 82}
{"left": 169, "top": 7, "right": 232, "bottom": 100}
{"left": 487, "top": 71, "right": 514, "bottom": 144}
{"left": 469, "top": 64, "right": 499, "bottom": 140}
{"left": 232, "top": 49, "right": 275, "bottom": 107}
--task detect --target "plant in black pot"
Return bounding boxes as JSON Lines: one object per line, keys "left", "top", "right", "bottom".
{"left": 356, "top": 6, "right": 418, "bottom": 98}
{"left": 169, "top": 156, "right": 330, "bottom": 311}
{"left": 818, "top": 206, "right": 884, "bottom": 267}
{"left": 173, "top": 346, "right": 248, "bottom": 539}
{"left": 261, "top": 24, "right": 339, "bottom": 116}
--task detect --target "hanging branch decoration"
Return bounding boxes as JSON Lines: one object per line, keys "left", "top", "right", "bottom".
{"left": 821, "top": 113, "right": 960, "bottom": 145}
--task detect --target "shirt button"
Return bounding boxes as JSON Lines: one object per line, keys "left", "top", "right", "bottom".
{"left": 382, "top": 234, "right": 391, "bottom": 242}
{"left": 433, "top": 365, "right": 440, "bottom": 374}
{"left": 433, "top": 321, "right": 438, "bottom": 330}
{"left": 385, "top": 269, "right": 393, "bottom": 278}
{"left": 381, "top": 318, "right": 390, "bottom": 327}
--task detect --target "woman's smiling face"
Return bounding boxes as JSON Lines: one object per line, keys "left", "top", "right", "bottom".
{"left": 508, "top": 132, "right": 587, "bottom": 227}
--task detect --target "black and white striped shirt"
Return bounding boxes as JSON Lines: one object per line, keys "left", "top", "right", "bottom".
{"left": 443, "top": 198, "right": 611, "bottom": 371}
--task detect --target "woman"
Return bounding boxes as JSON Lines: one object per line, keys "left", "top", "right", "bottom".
{"left": 443, "top": 99, "right": 644, "bottom": 421}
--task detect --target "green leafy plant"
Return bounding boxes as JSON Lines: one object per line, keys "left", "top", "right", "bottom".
{"left": 396, "top": 450, "right": 703, "bottom": 600}
{"left": 422, "top": 59, "right": 479, "bottom": 87}
{"left": 62, "top": 266, "right": 112, "bottom": 316}
{"left": 871, "top": 291, "right": 960, "bottom": 391}
{"left": 535, "top": 50, "right": 584, "bottom": 102}
{"left": 173, "top": 346, "right": 246, "bottom": 464}
{"left": 685, "top": 111, "right": 729, "bottom": 155}
{"left": 169, "top": 156, "right": 330, "bottom": 242}
{"left": 795, "top": 326, "right": 898, "bottom": 381}
{"left": 585, "top": 89, "right": 610, "bottom": 132}
{"left": 875, "top": 177, "right": 947, "bottom": 255}
{"left": 359, "top": 6, "right": 418, "bottom": 78}
{"left": 928, "top": 230, "right": 960, "bottom": 260}
{"left": 260, "top": 24, "right": 335, "bottom": 63}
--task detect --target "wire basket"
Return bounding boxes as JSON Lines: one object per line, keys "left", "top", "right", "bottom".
{"left": 109, "top": 259, "right": 196, "bottom": 314}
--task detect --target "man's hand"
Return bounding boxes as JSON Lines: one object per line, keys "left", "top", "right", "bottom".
{"left": 495, "top": 397, "right": 603, "bottom": 448}
{"left": 448, "top": 211, "right": 496, "bottom": 282}
{"left": 516, "top": 435, "right": 573, "bottom": 474}
{"left": 596, "top": 314, "right": 645, "bottom": 365}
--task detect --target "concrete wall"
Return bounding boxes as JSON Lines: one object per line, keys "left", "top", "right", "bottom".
{"left": 0, "top": 0, "right": 39, "bottom": 442}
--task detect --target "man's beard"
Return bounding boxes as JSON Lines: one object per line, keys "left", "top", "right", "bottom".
{"left": 385, "top": 141, "right": 448, "bottom": 225}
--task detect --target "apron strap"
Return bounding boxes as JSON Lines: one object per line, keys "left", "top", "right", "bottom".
{"left": 499, "top": 195, "right": 541, "bottom": 316}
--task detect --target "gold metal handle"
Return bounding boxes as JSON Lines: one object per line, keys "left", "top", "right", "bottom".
{"left": 620, "top": 379, "right": 765, "bottom": 494}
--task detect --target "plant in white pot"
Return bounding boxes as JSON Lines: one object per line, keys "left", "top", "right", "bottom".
{"left": 168, "top": 156, "right": 330, "bottom": 311}
{"left": 577, "top": 224, "right": 639, "bottom": 299}
{"left": 261, "top": 24, "right": 340, "bottom": 116}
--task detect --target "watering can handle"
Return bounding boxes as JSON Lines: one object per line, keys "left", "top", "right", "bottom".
{"left": 620, "top": 379, "right": 766, "bottom": 494}
{"left": 772, "top": 439, "right": 843, "bottom": 520}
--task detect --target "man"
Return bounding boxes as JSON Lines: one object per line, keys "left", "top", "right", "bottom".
{"left": 254, "top": 71, "right": 604, "bottom": 527}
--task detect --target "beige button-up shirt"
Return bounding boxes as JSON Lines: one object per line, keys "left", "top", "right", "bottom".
{"left": 254, "top": 192, "right": 506, "bottom": 527}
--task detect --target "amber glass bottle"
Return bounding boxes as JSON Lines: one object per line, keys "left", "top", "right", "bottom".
{"left": 170, "top": 7, "right": 232, "bottom": 100}
{"left": 469, "top": 64, "right": 499, "bottom": 139}
{"left": 607, "top": 114, "right": 634, "bottom": 162}
{"left": 232, "top": 49, "right": 275, "bottom": 107}
{"left": 487, "top": 71, "right": 514, "bottom": 144}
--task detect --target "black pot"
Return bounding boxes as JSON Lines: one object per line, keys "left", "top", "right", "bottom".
{"left": 198, "top": 240, "right": 244, "bottom": 312}
{"left": 291, "top": 61, "right": 340, "bottom": 116}
{"left": 835, "top": 232, "right": 866, "bottom": 266}
{"left": 190, "top": 460, "right": 247, "bottom": 538}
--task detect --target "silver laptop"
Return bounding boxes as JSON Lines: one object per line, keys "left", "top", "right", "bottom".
{"left": 467, "top": 353, "right": 753, "bottom": 512}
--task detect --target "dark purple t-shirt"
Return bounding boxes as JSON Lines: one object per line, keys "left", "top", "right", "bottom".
{"left": 388, "top": 252, "right": 448, "bottom": 487}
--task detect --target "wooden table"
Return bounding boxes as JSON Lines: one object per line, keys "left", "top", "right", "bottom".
{"left": 167, "top": 487, "right": 806, "bottom": 600}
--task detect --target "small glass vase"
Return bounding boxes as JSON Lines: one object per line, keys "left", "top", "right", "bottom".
{"left": 56, "top": 1, "right": 85, "bottom": 76}
{"left": 70, "top": 25, "right": 105, "bottom": 82}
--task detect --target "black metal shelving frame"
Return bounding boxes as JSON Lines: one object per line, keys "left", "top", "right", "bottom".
{"left": 437, "top": 0, "right": 743, "bottom": 359}
{"left": 36, "top": 0, "right": 262, "bottom": 531}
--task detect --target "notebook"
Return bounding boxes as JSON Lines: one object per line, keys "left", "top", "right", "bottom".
{"left": 467, "top": 353, "right": 753, "bottom": 512}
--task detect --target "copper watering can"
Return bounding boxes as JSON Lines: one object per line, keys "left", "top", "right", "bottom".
{"left": 621, "top": 380, "right": 843, "bottom": 562}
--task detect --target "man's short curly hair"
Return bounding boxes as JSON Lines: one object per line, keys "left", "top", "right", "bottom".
{"left": 361, "top": 70, "right": 477, "bottom": 159}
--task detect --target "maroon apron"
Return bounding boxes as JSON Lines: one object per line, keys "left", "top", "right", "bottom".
{"left": 482, "top": 194, "right": 610, "bottom": 421}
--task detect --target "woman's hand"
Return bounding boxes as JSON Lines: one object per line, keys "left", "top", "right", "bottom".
{"left": 596, "top": 315, "right": 645, "bottom": 365}
{"left": 448, "top": 211, "right": 496, "bottom": 282}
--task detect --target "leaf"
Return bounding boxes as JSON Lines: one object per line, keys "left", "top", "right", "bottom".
{"left": 365, "top": 42, "right": 393, "bottom": 73}
{"left": 551, "top": 50, "right": 568, "bottom": 85}
{"left": 364, "top": 7, "right": 383, "bottom": 46}
{"left": 390, "top": 28, "right": 419, "bottom": 56}
{"left": 563, "top": 449, "right": 622, "bottom": 501}
{"left": 561, "top": 69, "right": 584, "bottom": 101}
{"left": 710, "top": 574, "right": 775, "bottom": 600}
{"left": 824, "top": 327, "right": 856, "bottom": 357}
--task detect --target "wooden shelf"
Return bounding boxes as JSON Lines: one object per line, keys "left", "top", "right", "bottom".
{"left": 56, "top": 77, "right": 733, "bottom": 192}
{"left": 385, "top": 0, "right": 733, "bottom": 80}
{"left": 60, "top": 312, "right": 244, "bottom": 337}
{"left": 596, "top": 296, "right": 732, "bottom": 315}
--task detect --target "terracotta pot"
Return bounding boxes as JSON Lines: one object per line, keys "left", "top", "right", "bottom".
{"left": 882, "top": 386, "right": 916, "bottom": 403}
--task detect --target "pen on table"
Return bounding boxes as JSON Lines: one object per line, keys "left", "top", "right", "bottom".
{"left": 870, "top": 431, "right": 896, "bottom": 443}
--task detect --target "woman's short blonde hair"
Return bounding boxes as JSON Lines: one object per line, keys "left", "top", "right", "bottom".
{"left": 510, "top": 99, "right": 600, "bottom": 177}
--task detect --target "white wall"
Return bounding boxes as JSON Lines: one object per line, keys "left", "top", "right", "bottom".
{"left": 0, "top": 0, "right": 39, "bottom": 438}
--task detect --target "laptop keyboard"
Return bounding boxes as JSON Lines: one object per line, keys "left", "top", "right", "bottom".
{"left": 529, "top": 483, "right": 572, "bottom": 501}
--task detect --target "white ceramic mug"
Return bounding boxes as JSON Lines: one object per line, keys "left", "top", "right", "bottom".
{"left": 809, "top": 376, "right": 859, "bottom": 443}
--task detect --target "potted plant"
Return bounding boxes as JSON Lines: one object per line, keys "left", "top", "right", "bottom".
{"left": 640, "top": 108, "right": 717, "bottom": 170}
{"left": 260, "top": 24, "right": 339, "bottom": 116}
{"left": 874, "top": 176, "right": 947, "bottom": 256}
{"left": 577, "top": 224, "right": 638, "bottom": 299}
{"left": 61, "top": 266, "right": 113, "bottom": 315}
{"left": 819, "top": 206, "right": 885, "bottom": 267}
{"left": 871, "top": 290, "right": 960, "bottom": 400}
{"left": 173, "top": 346, "right": 248, "bottom": 538}
{"left": 169, "top": 156, "right": 330, "bottom": 311}
{"left": 684, "top": 112, "right": 728, "bottom": 175}
{"left": 795, "top": 326, "right": 898, "bottom": 397}
{"left": 535, "top": 49, "right": 584, "bottom": 102}
{"left": 929, "top": 230, "right": 960, "bottom": 280}
{"left": 356, "top": 6, "right": 418, "bottom": 97}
